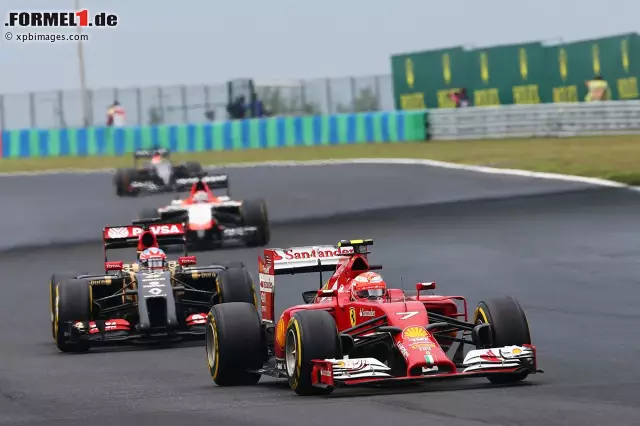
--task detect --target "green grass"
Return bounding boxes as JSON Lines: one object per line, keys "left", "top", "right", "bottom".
{"left": 2, "top": 135, "right": 640, "bottom": 184}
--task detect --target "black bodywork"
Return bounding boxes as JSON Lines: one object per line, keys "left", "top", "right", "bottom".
{"left": 113, "top": 147, "right": 208, "bottom": 196}
{"left": 60, "top": 264, "right": 232, "bottom": 346}
{"left": 55, "top": 218, "right": 237, "bottom": 348}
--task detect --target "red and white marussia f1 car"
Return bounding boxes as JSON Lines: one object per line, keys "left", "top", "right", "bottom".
{"left": 139, "top": 177, "right": 269, "bottom": 250}
{"left": 205, "top": 239, "right": 541, "bottom": 395}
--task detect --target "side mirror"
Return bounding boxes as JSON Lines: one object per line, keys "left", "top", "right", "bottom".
{"left": 105, "top": 261, "right": 123, "bottom": 271}
{"left": 416, "top": 282, "right": 436, "bottom": 297}
{"left": 317, "top": 288, "right": 339, "bottom": 299}
{"left": 178, "top": 256, "right": 197, "bottom": 266}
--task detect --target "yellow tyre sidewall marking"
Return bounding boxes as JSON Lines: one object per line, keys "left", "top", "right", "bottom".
{"left": 474, "top": 306, "right": 489, "bottom": 324}
{"left": 215, "top": 277, "right": 222, "bottom": 303}
{"left": 288, "top": 317, "right": 303, "bottom": 390}
{"left": 207, "top": 312, "right": 220, "bottom": 380}
{"left": 54, "top": 286, "right": 60, "bottom": 339}
{"left": 49, "top": 281, "right": 54, "bottom": 338}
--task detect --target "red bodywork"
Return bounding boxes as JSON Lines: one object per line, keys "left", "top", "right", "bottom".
{"left": 168, "top": 180, "right": 222, "bottom": 231}
{"left": 257, "top": 241, "right": 538, "bottom": 389}
{"left": 180, "top": 180, "right": 221, "bottom": 205}
{"left": 102, "top": 222, "right": 190, "bottom": 267}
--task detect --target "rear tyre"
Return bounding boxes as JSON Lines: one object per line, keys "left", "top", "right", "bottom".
{"left": 55, "top": 279, "right": 91, "bottom": 353}
{"left": 206, "top": 302, "right": 264, "bottom": 386}
{"left": 184, "top": 161, "right": 203, "bottom": 176}
{"left": 216, "top": 266, "right": 257, "bottom": 307}
{"left": 241, "top": 199, "right": 270, "bottom": 247}
{"left": 285, "top": 310, "right": 341, "bottom": 395}
{"left": 474, "top": 296, "right": 532, "bottom": 384}
{"left": 139, "top": 208, "right": 159, "bottom": 221}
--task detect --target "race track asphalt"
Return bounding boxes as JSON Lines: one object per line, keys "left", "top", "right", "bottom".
{"left": 0, "top": 163, "right": 593, "bottom": 250}
{"left": 0, "top": 164, "right": 639, "bottom": 426}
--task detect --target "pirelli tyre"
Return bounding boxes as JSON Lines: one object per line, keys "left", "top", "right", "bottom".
{"left": 285, "top": 310, "right": 341, "bottom": 395}
{"left": 49, "top": 272, "right": 81, "bottom": 339}
{"left": 216, "top": 266, "right": 257, "bottom": 307}
{"left": 240, "top": 199, "right": 270, "bottom": 247}
{"left": 114, "top": 168, "right": 138, "bottom": 196}
{"left": 184, "top": 161, "right": 203, "bottom": 176}
{"left": 206, "top": 302, "right": 265, "bottom": 386}
{"left": 54, "top": 279, "right": 91, "bottom": 353}
{"left": 473, "top": 296, "right": 532, "bottom": 384}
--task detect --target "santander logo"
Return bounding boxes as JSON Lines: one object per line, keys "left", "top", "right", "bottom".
{"left": 274, "top": 246, "right": 354, "bottom": 261}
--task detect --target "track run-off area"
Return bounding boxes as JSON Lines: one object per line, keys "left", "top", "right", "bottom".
{"left": 0, "top": 161, "right": 638, "bottom": 426}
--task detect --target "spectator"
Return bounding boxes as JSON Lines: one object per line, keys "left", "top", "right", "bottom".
{"left": 106, "top": 100, "right": 126, "bottom": 126}
{"left": 249, "top": 96, "right": 268, "bottom": 118}
{"left": 449, "top": 88, "right": 471, "bottom": 107}
{"left": 226, "top": 95, "right": 246, "bottom": 120}
{"left": 585, "top": 75, "right": 609, "bottom": 101}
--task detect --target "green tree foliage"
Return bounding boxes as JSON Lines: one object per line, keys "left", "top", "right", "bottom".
{"left": 257, "top": 87, "right": 321, "bottom": 116}
{"left": 335, "top": 87, "right": 380, "bottom": 113}
{"left": 148, "top": 106, "right": 164, "bottom": 125}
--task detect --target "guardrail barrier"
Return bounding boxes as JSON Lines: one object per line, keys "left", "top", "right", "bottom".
{"left": 427, "top": 100, "right": 640, "bottom": 140}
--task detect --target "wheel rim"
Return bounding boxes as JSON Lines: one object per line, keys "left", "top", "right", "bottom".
{"left": 285, "top": 329, "right": 298, "bottom": 376}
{"left": 206, "top": 322, "right": 216, "bottom": 370}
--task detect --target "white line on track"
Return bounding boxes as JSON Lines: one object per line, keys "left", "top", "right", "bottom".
{"left": 1, "top": 158, "right": 638, "bottom": 191}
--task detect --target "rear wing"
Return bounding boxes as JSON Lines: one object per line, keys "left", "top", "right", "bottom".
{"left": 134, "top": 147, "right": 169, "bottom": 158}
{"left": 103, "top": 220, "right": 186, "bottom": 261}
{"left": 258, "top": 239, "right": 372, "bottom": 322}
{"left": 174, "top": 174, "right": 229, "bottom": 191}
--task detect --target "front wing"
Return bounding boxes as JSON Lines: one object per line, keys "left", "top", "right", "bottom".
{"left": 310, "top": 345, "right": 539, "bottom": 389}
{"left": 185, "top": 226, "right": 259, "bottom": 244}
{"left": 128, "top": 180, "right": 174, "bottom": 194}
{"left": 58, "top": 319, "right": 206, "bottom": 346}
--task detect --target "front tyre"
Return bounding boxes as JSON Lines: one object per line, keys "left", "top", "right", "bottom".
{"left": 474, "top": 296, "right": 532, "bottom": 384}
{"left": 50, "top": 273, "right": 79, "bottom": 339}
{"left": 206, "top": 302, "right": 264, "bottom": 386}
{"left": 285, "top": 310, "right": 341, "bottom": 395}
{"left": 55, "top": 279, "right": 91, "bottom": 353}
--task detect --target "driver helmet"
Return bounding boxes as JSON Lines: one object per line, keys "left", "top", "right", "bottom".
{"left": 138, "top": 248, "right": 167, "bottom": 270}
{"left": 193, "top": 191, "right": 209, "bottom": 203}
{"left": 151, "top": 154, "right": 163, "bottom": 165}
{"left": 350, "top": 272, "right": 387, "bottom": 301}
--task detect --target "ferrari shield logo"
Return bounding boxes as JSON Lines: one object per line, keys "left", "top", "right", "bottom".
{"left": 349, "top": 307, "right": 356, "bottom": 327}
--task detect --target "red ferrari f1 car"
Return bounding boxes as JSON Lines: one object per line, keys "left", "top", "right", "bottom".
{"left": 205, "top": 239, "right": 541, "bottom": 395}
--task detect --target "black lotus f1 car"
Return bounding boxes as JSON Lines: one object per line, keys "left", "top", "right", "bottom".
{"left": 113, "top": 147, "right": 206, "bottom": 197}
{"left": 49, "top": 218, "right": 257, "bottom": 353}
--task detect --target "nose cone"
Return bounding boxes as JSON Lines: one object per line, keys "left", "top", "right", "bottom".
{"left": 395, "top": 325, "right": 456, "bottom": 376}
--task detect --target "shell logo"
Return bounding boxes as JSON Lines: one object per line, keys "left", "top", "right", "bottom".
{"left": 402, "top": 326, "right": 428, "bottom": 339}
{"left": 512, "top": 347, "right": 522, "bottom": 355}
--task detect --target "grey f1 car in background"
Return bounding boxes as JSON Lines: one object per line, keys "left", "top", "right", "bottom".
{"left": 113, "top": 147, "right": 206, "bottom": 196}
{"left": 139, "top": 177, "right": 269, "bottom": 250}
